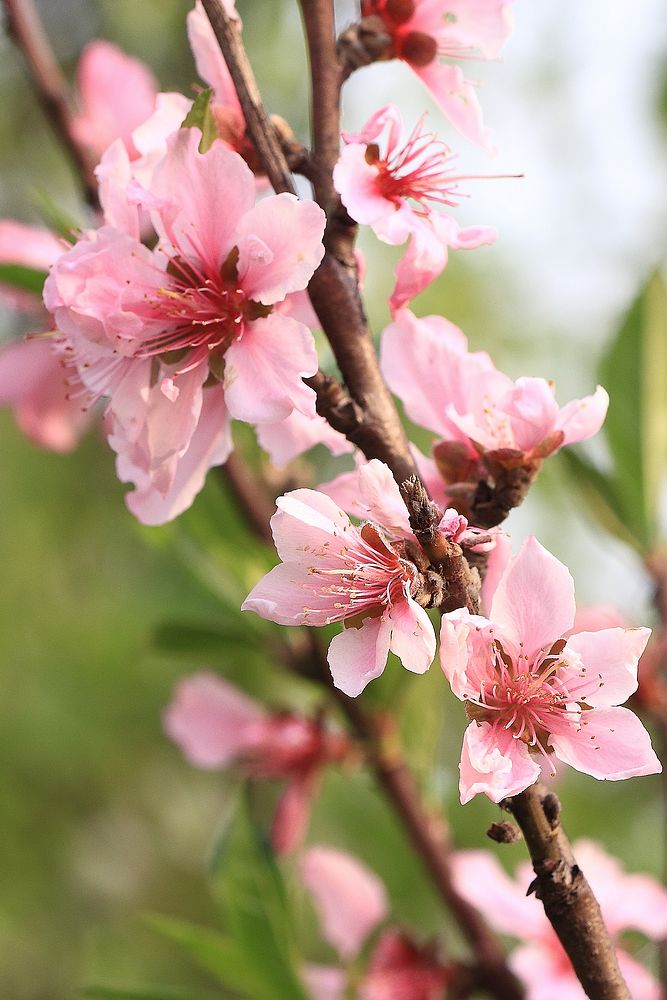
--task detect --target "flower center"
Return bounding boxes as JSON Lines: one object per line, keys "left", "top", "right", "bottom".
{"left": 367, "top": 119, "right": 463, "bottom": 213}
{"left": 466, "top": 638, "right": 581, "bottom": 757}
{"left": 137, "top": 248, "right": 270, "bottom": 374}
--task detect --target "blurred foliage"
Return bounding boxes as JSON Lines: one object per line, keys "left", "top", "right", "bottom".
{"left": 1, "top": 1, "right": 667, "bottom": 999}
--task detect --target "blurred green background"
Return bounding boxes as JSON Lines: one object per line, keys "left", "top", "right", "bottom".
{"left": 1, "top": 1, "right": 667, "bottom": 997}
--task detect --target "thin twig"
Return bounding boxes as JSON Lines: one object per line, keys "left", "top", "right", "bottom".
{"left": 2, "top": 0, "right": 99, "bottom": 207}
{"left": 506, "top": 784, "right": 630, "bottom": 999}
{"left": 219, "top": 454, "right": 275, "bottom": 545}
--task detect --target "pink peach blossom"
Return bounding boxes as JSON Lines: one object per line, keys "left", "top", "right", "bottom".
{"left": 333, "top": 106, "right": 496, "bottom": 312}
{"left": 439, "top": 536, "right": 659, "bottom": 803}
{"left": 300, "top": 846, "right": 389, "bottom": 960}
{"left": 164, "top": 672, "right": 349, "bottom": 854}
{"left": 44, "top": 129, "right": 325, "bottom": 523}
{"left": 71, "top": 40, "right": 159, "bottom": 161}
{"left": 359, "top": 0, "right": 514, "bottom": 151}
{"left": 451, "top": 841, "right": 667, "bottom": 1000}
{"left": 381, "top": 308, "right": 609, "bottom": 486}
{"left": 242, "top": 479, "right": 437, "bottom": 697}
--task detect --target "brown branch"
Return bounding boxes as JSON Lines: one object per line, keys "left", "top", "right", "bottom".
{"left": 506, "top": 784, "right": 630, "bottom": 999}
{"left": 3, "top": 0, "right": 99, "bottom": 207}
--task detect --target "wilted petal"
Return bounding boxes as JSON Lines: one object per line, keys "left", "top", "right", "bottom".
{"left": 300, "top": 845, "right": 388, "bottom": 959}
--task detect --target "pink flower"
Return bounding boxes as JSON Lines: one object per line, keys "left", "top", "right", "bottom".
{"left": 44, "top": 129, "right": 325, "bottom": 524}
{"left": 381, "top": 308, "right": 609, "bottom": 491}
{"left": 451, "top": 841, "right": 667, "bottom": 1000}
{"left": 242, "top": 477, "right": 437, "bottom": 697}
{"left": 333, "top": 106, "right": 496, "bottom": 313}
{"left": 360, "top": 0, "right": 514, "bottom": 151}
{"left": 440, "top": 536, "right": 659, "bottom": 803}
{"left": 187, "top": 1, "right": 247, "bottom": 153}
{"left": 300, "top": 846, "right": 389, "bottom": 960}
{"left": 164, "top": 672, "right": 349, "bottom": 854}
{"left": 0, "top": 221, "right": 93, "bottom": 451}
{"left": 71, "top": 40, "right": 159, "bottom": 161}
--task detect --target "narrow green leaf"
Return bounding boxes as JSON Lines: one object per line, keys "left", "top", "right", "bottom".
{"left": 0, "top": 262, "right": 47, "bottom": 295}
{"left": 145, "top": 915, "right": 273, "bottom": 998}
{"left": 599, "top": 271, "right": 667, "bottom": 547}
{"left": 181, "top": 89, "right": 218, "bottom": 153}
{"left": 559, "top": 449, "right": 642, "bottom": 552}
{"left": 31, "top": 187, "right": 81, "bottom": 243}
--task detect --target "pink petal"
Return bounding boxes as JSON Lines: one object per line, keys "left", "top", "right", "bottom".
{"left": 300, "top": 845, "right": 388, "bottom": 959}
{"left": 572, "top": 605, "right": 629, "bottom": 632}
{"left": 319, "top": 459, "right": 412, "bottom": 539}
{"left": 509, "top": 942, "right": 583, "bottom": 1000}
{"left": 562, "top": 627, "right": 650, "bottom": 708}
{"left": 302, "top": 965, "right": 347, "bottom": 1000}
{"left": 490, "top": 536, "right": 576, "bottom": 657}
{"left": 327, "top": 617, "right": 393, "bottom": 697}
{"left": 256, "top": 409, "right": 351, "bottom": 468}
{"left": 387, "top": 595, "right": 436, "bottom": 674}
{"left": 555, "top": 385, "right": 609, "bottom": 445}
{"left": 187, "top": 0, "right": 243, "bottom": 112}
{"left": 459, "top": 721, "right": 541, "bottom": 804}
{"left": 388, "top": 214, "right": 448, "bottom": 314}
{"left": 438, "top": 0, "right": 514, "bottom": 60}
{"left": 550, "top": 707, "right": 661, "bottom": 780}
{"left": 500, "top": 377, "right": 560, "bottom": 452}
{"left": 480, "top": 531, "right": 511, "bottom": 614}
{"left": 242, "top": 562, "right": 333, "bottom": 627}
{"left": 0, "top": 220, "right": 63, "bottom": 269}
{"left": 271, "top": 772, "right": 317, "bottom": 855}
{"left": 439, "top": 609, "right": 496, "bottom": 700}
{"left": 412, "top": 61, "right": 494, "bottom": 153}
{"left": 72, "top": 40, "right": 158, "bottom": 159}
{"left": 117, "top": 384, "right": 233, "bottom": 525}
{"left": 95, "top": 139, "right": 140, "bottom": 239}
{"left": 333, "top": 144, "right": 392, "bottom": 226}
{"left": 450, "top": 850, "right": 547, "bottom": 940}
{"left": 163, "top": 671, "right": 266, "bottom": 768}
{"left": 224, "top": 313, "right": 318, "bottom": 424}
{"left": 151, "top": 128, "right": 255, "bottom": 271}
{"left": 235, "top": 193, "right": 325, "bottom": 304}
{"left": 270, "top": 488, "right": 353, "bottom": 563}
{"left": 0, "top": 338, "right": 90, "bottom": 452}
{"left": 616, "top": 951, "right": 662, "bottom": 1000}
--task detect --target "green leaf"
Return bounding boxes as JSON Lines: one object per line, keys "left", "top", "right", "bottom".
{"left": 85, "top": 985, "right": 214, "bottom": 1000}
{"left": 31, "top": 187, "right": 81, "bottom": 243}
{"left": 558, "top": 448, "right": 642, "bottom": 552}
{"left": 181, "top": 89, "right": 218, "bottom": 153}
{"left": 599, "top": 271, "right": 667, "bottom": 548}
{"left": 0, "top": 262, "right": 47, "bottom": 295}
{"left": 210, "top": 793, "right": 309, "bottom": 1000}
{"left": 145, "top": 915, "right": 276, "bottom": 999}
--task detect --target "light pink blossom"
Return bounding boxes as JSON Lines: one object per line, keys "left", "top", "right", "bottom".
{"left": 381, "top": 308, "right": 609, "bottom": 493}
{"left": 300, "top": 846, "right": 389, "bottom": 960}
{"left": 333, "top": 106, "right": 496, "bottom": 313}
{"left": 359, "top": 0, "right": 514, "bottom": 152}
{"left": 44, "top": 129, "right": 325, "bottom": 523}
{"left": 242, "top": 479, "right": 437, "bottom": 697}
{"left": 164, "top": 672, "right": 349, "bottom": 854}
{"left": 439, "top": 536, "right": 659, "bottom": 803}
{"left": 71, "top": 40, "right": 159, "bottom": 161}
{"left": 451, "top": 841, "right": 667, "bottom": 1000}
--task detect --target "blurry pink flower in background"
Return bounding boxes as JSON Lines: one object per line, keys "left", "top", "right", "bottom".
{"left": 359, "top": 0, "right": 514, "bottom": 151}
{"left": 381, "top": 308, "right": 609, "bottom": 493}
{"left": 44, "top": 129, "right": 326, "bottom": 524}
{"left": 451, "top": 841, "right": 667, "bottom": 999}
{"left": 301, "top": 846, "right": 451, "bottom": 1000}
{"left": 187, "top": 0, "right": 247, "bottom": 153}
{"left": 334, "top": 106, "right": 496, "bottom": 313}
{"left": 0, "top": 221, "right": 93, "bottom": 450}
{"left": 164, "top": 672, "right": 350, "bottom": 854}
{"left": 440, "top": 536, "right": 659, "bottom": 803}
{"left": 71, "top": 40, "right": 159, "bottom": 161}
{"left": 242, "top": 472, "right": 437, "bottom": 697}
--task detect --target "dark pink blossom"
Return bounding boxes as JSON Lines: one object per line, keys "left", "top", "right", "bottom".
{"left": 360, "top": 0, "right": 514, "bottom": 151}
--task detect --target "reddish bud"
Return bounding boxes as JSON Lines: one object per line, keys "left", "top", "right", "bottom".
{"left": 398, "top": 31, "right": 438, "bottom": 67}
{"left": 385, "top": 0, "right": 416, "bottom": 25}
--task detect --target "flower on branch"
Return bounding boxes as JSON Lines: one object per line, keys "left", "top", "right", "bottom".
{"left": 359, "top": 0, "right": 514, "bottom": 152}
{"left": 242, "top": 464, "right": 442, "bottom": 696}
{"left": 440, "top": 536, "right": 660, "bottom": 804}
{"left": 333, "top": 105, "right": 497, "bottom": 314}
{"left": 44, "top": 128, "right": 326, "bottom": 524}
{"left": 451, "top": 841, "right": 667, "bottom": 999}
{"left": 381, "top": 308, "right": 609, "bottom": 521}
{"left": 164, "top": 671, "right": 349, "bottom": 854}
